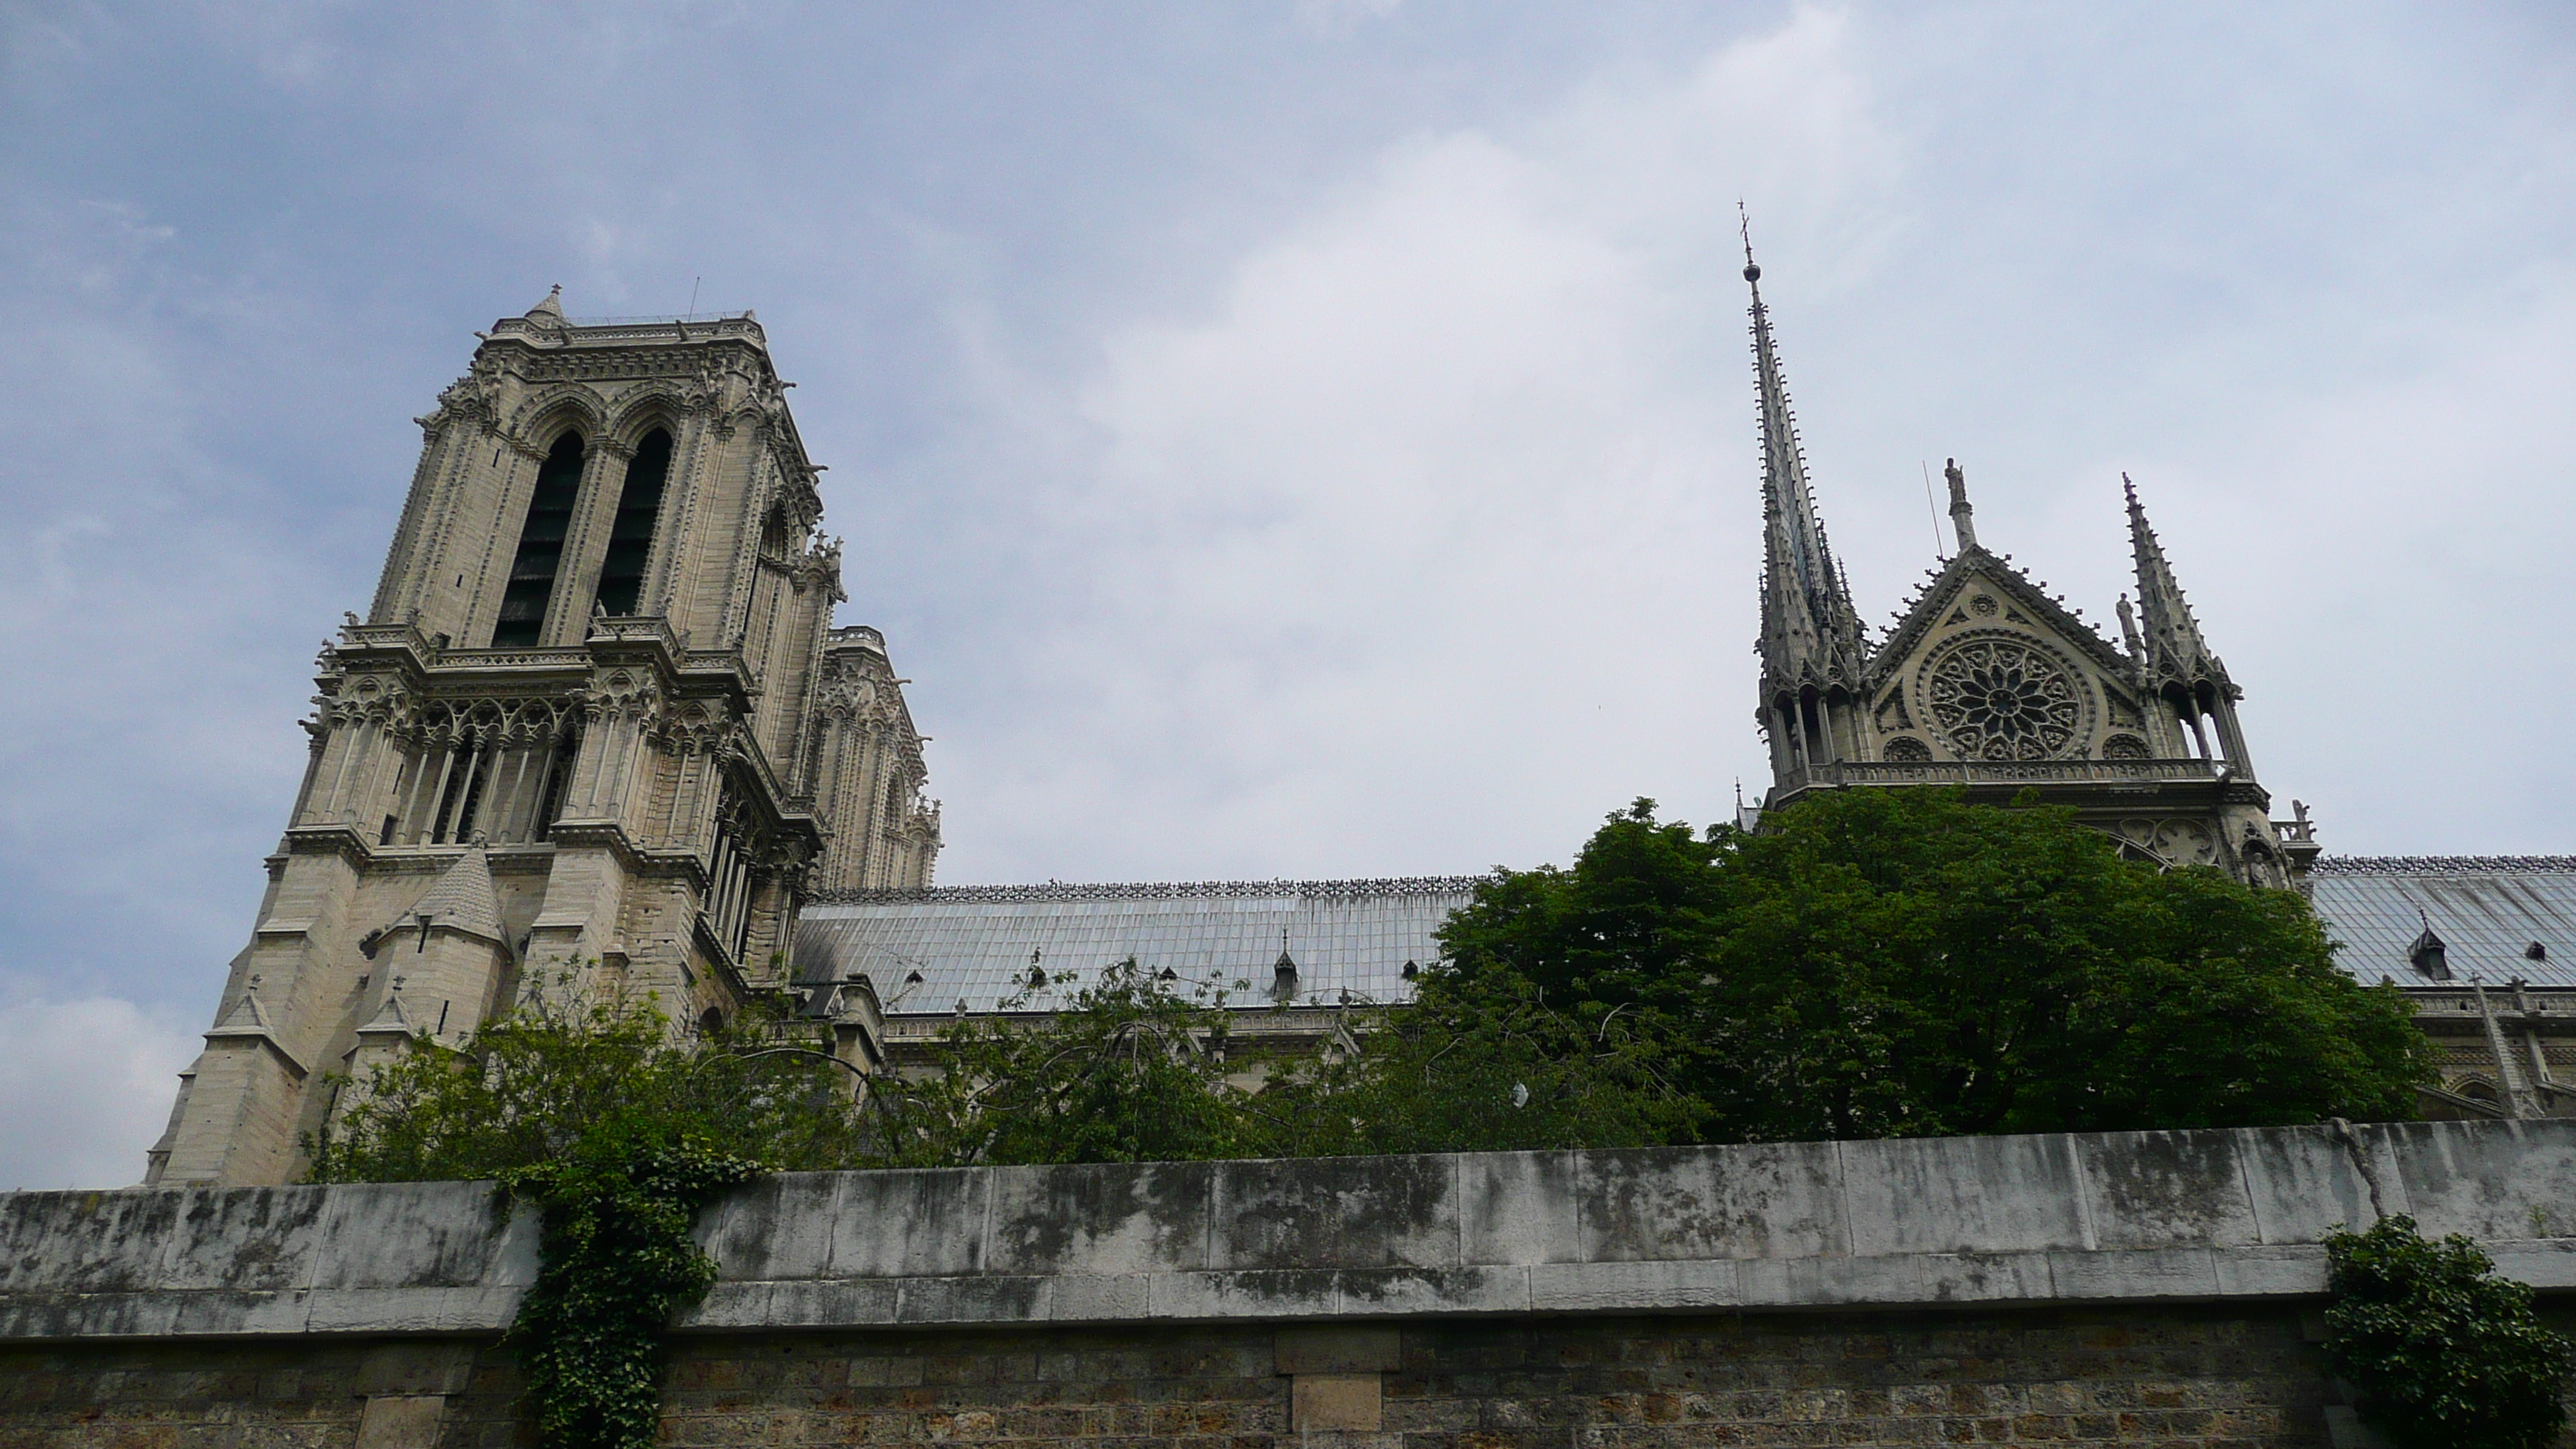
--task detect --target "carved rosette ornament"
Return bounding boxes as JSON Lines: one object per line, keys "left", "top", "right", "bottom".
{"left": 1922, "top": 633, "right": 2087, "bottom": 762}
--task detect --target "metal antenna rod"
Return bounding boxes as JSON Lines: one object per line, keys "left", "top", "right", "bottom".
{"left": 688, "top": 276, "right": 701, "bottom": 314}
{"left": 1920, "top": 460, "right": 1947, "bottom": 560}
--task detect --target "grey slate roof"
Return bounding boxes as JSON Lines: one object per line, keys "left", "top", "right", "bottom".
{"left": 794, "top": 857, "right": 2576, "bottom": 1019}
{"left": 796, "top": 879, "right": 1482, "bottom": 1016}
{"left": 2307, "top": 857, "right": 2576, "bottom": 989}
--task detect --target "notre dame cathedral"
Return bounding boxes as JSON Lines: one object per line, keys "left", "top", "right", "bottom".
{"left": 153, "top": 264, "right": 2572, "bottom": 1186}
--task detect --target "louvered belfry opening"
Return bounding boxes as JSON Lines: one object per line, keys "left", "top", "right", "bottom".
{"left": 492, "top": 431, "right": 586, "bottom": 646}
{"left": 591, "top": 427, "right": 672, "bottom": 618}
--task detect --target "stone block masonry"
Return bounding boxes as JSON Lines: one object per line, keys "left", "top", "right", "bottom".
{"left": 8, "top": 1308, "right": 2436, "bottom": 1447}
{"left": 5, "top": 1119, "right": 2574, "bottom": 1445}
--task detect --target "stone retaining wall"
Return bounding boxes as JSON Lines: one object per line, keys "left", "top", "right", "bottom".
{"left": 5, "top": 1120, "right": 2574, "bottom": 1447}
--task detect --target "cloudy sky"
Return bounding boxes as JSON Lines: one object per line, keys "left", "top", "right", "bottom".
{"left": 4, "top": 2, "right": 2572, "bottom": 1187}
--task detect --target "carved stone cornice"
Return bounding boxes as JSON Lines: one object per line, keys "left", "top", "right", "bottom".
{"left": 584, "top": 614, "right": 686, "bottom": 664}
{"left": 280, "top": 824, "right": 374, "bottom": 867}
{"left": 541, "top": 820, "right": 718, "bottom": 890}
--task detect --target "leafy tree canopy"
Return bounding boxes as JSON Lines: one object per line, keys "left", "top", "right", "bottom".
{"left": 864, "top": 957, "right": 1259, "bottom": 1167}
{"left": 306, "top": 977, "right": 869, "bottom": 1184}
{"left": 1403, "top": 788, "right": 2430, "bottom": 1146}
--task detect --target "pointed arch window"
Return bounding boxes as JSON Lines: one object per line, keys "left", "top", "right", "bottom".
{"left": 492, "top": 432, "right": 586, "bottom": 646}
{"left": 591, "top": 427, "right": 673, "bottom": 618}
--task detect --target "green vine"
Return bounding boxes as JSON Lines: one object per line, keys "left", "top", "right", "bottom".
{"left": 499, "top": 1134, "right": 757, "bottom": 1449}
{"left": 2323, "top": 1214, "right": 2574, "bottom": 1449}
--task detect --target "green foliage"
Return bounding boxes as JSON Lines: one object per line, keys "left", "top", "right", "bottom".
{"left": 862, "top": 957, "right": 1259, "bottom": 1166}
{"left": 1259, "top": 968, "right": 1708, "bottom": 1156}
{"left": 307, "top": 977, "right": 868, "bottom": 1449}
{"left": 306, "top": 979, "right": 871, "bottom": 1183}
{"left": 858, "top": 791, "right": 2428, "bottom": 1163}
{"left": 501, "top": 1136, "right": 755, "bottom": 1449}
{"left": 2324, "top": 1215, "right": 2574, "bottom": 1449}
{"left": 1420, "top": 790, "right": 2430, "bottom": 1145}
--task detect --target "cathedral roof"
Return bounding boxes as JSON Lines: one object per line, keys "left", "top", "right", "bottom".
{"left": 1868, "top": 544, "right": 2132, "bottom": 690}
{"left": 796, "top": 878, "right": 1479, "bottom": 1016}
{"left": 2308, "top": 857, "right": 2576, "bottom": 989}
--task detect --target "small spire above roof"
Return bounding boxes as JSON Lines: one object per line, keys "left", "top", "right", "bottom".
{"left": 525, "top": 284, "right": 564, "bottom": 320}
{"left": 356, "top": 976, "right": 419, "bottom": 1038}
{"left": 1944, "top": 458, "right": 1979, "bottom": 552}
{"left": 408, "top": 840, "right": 507, "bottom": 945}
{"left": 212, "top": 974, "right": 272, "bottom": 1033}
{"left": 2124, "top": 473, "right": 2228, "bottom": 691}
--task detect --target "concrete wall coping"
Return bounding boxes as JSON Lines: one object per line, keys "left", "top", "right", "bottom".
{"left": 5, "top": 1119, "right": 2572, "bottom": 1341}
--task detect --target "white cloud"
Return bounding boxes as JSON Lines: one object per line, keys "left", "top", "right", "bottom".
{"left": 0, "top": 983, "right": 198, "bottom": 1190}
{"left": 935, "top": 11, "right": 1893, "bottom": 877}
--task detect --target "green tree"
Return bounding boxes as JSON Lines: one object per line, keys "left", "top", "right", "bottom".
{"left": 306, "top": 978, "right": 868, "bottom": 1184}
{"left": 1414, "top": 790, "right": 2428, "bottom": 1146}
{"left": 2324, "top": 1215, "right": 2574, "bottom": 1449}
{"left": 862, "top": 957, "right": 1259, "bottom": 1166}
{"left": 1256, "top": 964, "right": 1708, "bottom": 1156}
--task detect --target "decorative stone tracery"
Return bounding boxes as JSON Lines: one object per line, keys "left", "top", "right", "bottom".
{"left": 1921, "top": 632, "right": 2088, "bottom": 762}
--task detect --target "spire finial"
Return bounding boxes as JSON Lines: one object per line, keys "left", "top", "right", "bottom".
{"left": 1943, "top": 457, "right": 1978, "bottom": 552}
{"left": 1738, "top": 200, "right": 1760, "bottom": 282}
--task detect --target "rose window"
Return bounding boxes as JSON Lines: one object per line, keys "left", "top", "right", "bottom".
{"left": 1925, "top": 638, "right": 2081, "bottom": 760}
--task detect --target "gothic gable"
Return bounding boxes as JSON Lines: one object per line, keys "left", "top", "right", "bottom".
{"left": 1864, "top": 552, "right": 2152, "bottom": 764}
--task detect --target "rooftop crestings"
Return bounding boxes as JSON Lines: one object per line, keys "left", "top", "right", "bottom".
{"left": 797, "top": 878, "right": 1482, "bottom": 1016}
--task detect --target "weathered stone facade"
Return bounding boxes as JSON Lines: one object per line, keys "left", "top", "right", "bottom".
{"left": 148, "top": 293, "right": 939, "bottom": 1187}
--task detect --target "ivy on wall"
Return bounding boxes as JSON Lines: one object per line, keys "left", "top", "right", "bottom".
{"left": 501, "top": 1135, "right": 756, "bottom": 1449}
{"left": 2324, "top": 1214, "right": 2574, "bottom": 1449}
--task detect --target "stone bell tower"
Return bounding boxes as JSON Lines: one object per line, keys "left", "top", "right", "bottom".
{"left": 1740, "top": 244, "right": 2317, "bottom": 886}
{"left": 147, "top": 290, "right": 939, "bottom": 1186}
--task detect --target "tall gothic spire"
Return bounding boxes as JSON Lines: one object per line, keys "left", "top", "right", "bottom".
{"left": 2123, "top": 473, "right": 2226, "bottom": 690}
{"left": 1742, "top": 214, "right": 1865, "bottom": 690}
